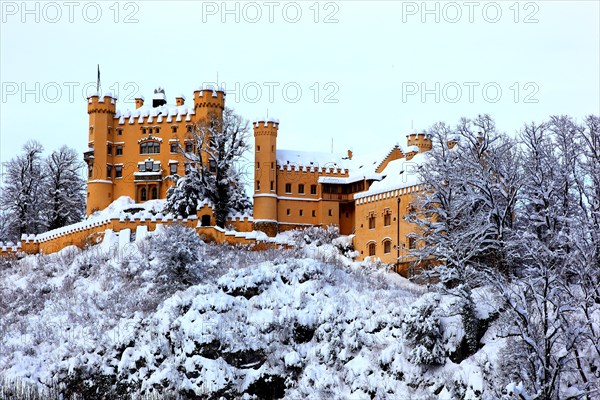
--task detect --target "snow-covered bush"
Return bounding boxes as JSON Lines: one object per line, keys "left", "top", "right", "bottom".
{"left": 150, "top": 224, "right": 204, "bottom": 288}
{"left": 402, "top": 292, "right": 445, "bottom": 366}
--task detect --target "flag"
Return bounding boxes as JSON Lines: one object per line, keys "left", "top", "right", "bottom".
{"left": 97, "top": 64, "right": 100, "bottom": 92}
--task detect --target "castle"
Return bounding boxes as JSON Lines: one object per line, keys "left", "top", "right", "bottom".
{"left": 3, "top": 83, "right": 434, "bottom": 275}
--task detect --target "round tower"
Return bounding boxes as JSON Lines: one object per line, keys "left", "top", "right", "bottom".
{"left": 252, "top": 118, "right": 279, "bottom": 237}
{"left": 193, "top": 84, "right": 225, "bottom": 123}
{"left": 86, "top": 92, "right": 117, "bottom": 215}
{"left": 406, "top": 131, "right": 432, "bottom": 153}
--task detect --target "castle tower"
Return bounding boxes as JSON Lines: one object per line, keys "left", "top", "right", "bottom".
{"left": 406, "top": 131, "right": 432, "bottom": 153}
{"left": 252, "top": 118, "right": 279, "bottom": 236}
{"left": 85, "top": 92, "right": 117, "bottom": 215}
{"left": 193, "top": 85, "right": 225, "bottom": 123}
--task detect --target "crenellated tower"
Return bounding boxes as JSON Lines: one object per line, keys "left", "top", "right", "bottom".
{"left": 252, "top": 118, "right": 279, "bottom": 236}
{"left": 193, "top": 85, "right": 225, "bottom": 123}
{"left": 406, "top": 131, "right": 432, "bottom": 153}
{"left": 85, "top": 92, "right": 117, "bottom": 215}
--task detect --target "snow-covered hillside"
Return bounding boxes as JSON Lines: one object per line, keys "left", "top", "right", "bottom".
{"left": 0, "top": 226, "right": 594, "bottom": 399}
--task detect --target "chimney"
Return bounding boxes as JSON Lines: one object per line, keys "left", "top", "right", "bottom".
{"left": 135, "top": 96, "right": 144, "bottom": 109}
{"left": 152, "top": 87, "right": 167, "bottom": 107}
{"left": 176, "top": 94, "right": 185, "bottom": 106}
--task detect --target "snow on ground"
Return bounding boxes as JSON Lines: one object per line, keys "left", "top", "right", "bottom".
{"left": 0, "top": 227, "right": 503, "bottom": 399}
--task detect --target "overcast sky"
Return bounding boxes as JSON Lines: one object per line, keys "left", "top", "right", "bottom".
{"left": 1, "top": 1, "right": 599, "bottom": 171}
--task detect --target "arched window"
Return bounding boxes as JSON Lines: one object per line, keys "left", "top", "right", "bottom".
{"left": 383, "top": 240, "right": 392, "bottom": 254}
{"left": 140, "top": 188, "right": 147, "bottom": 201}
{"left": 151, "top": 187, "right": 158, "bottom": 199}
{"left": 140, "top": 142, "right": 160, "bottom": 154}
{"left": 368, "top": 242, "right": 376, "bottom": 256}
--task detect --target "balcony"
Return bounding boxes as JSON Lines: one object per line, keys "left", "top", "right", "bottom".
{"left": 83, "top": 150, "right": 94, "bottom": 162}
{"left": 133, "top": 171, "right": 163, "bottom": 182}
{"left": 322, "top": 193, "right": 353, "bottom": 202}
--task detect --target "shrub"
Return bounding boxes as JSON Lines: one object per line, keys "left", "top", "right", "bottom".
{"left": 402, "top": 293, "right": 445, "bottom": 366}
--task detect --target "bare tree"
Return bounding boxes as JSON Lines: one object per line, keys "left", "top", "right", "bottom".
{"left": 166, "top": 107, "right": 251, "bottom": 227}
{"left": 0, "top": 140, "right": 47, "bottom": 239}
{"left": 45, "top": 146, "right": 86, "bottom": 230}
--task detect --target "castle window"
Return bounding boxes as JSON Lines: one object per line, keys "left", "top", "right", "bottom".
{"left": 142, "top": 128, "right": 147, "bottom": 134}
{"left": 369, "top": 215, "right": 376, "bottom": 229}
{"left": 172, "top": 126, "right": 178, "bottom": 133}
{"left": 310, "top": 185, "right": 317, "bottom": 195}
{"left": 383, "top": 240, "right": 391, "bottom": 254}
{"left": 257, "top": 145, "right": 261, "bottom": 152}
{"left": 151, "top": 187, "right": 158, "bottom": 199}
{"left": 285, "top": 183, "right": 292, "bottom": 194}
{"left": 106, "top": 165, "right": 112, "bottom": 179}
{"left": 312, "top": 210, "right": 316, "bottom": 217}
{"left": 170, "top": 163, "right": 177, "bottom": 174}
{"left": 270, "top": 181, "right": 274, "bottom": 191}
{"left": 368, "top": 243, "right": 376, "bottom": 257}
{"left": 145, "top": 161, "right": 153, "bottom": 171}
{"left": 116, "top": 146, "right": 123, "bottom": 156}
{"left": 209, "top": 160, "right": 217, "bottom": 173}
{"left": 328, "top": 209, "right": 332, "bottom": 217}
{"left": 141, "top": 188, "right": 147, "bottom": 201}
{"left": 187, "top": 126, "right": 192, "bottom": 133}
{"left": 384, "top": 214, "right": 391, "bottom": 227}
{"left": 271, "top": 162, "right": 274, "bottom": 169}
{"left": 89, "top": 127, "right": 94, "bottom": 135}
{"left": 408, "top": 237, "right": 416, "bottom": 249}
{"left": 154, "top": 128, "right": 160, "bottom": 134}
{"left": 298, "top": 184, "right": 305, "bottom": 194}
{"left": 115, "top": 166, "right": 122, "bottom": 178}
{"left": 256, "top": 180, "right": 260, "bottom": 191}
{"left": 140, "top": 142, "right": 160, "bottom": 154}
{"left": 152, "top": 163, "right": 160, "bottom": 172}
{"left": 299, "top": 209, "right": 303, "bottom": 216}
{"left": 256, "top": 162, "right": 260, "bottom": 169}
{"left": 88, "top": 164, "right": 93, "bottom": 178}
{"left": 117, "top": 129, "right": 122, "bottom": 136}
{"left": 170, "top": 143, "right": 178, "bottom": 153}
{"left": 286, "top": 209, "right": 291, "bottom": 216}
{"left": 107, "top": 144, "right": 112, "bottom": 155}
{"left": 185, "top": 143, "right": 193, "bottom": 153}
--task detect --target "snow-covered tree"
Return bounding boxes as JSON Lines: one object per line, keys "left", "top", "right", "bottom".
{"left": 402, "top": 293, "right": 445, "bottom": 366}
{"left": 165, "top": 107, "right": 251, "bottom": 226}
{"left": 44, "top": 146, "right": 86, "bottom": 230}
{"left": 489, "top": 116, "right": 599, "bottom": 399}
{"left": 151, "top": 224, "right": 205, "bottom": 290}
{"left": 0, "top": 140, "right": 47, "bottom": 239}
{"left": 408, "top": 115, "right": 522, "bottom": 355}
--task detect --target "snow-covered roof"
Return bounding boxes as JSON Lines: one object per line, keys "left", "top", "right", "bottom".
{"left": 276, "top": 149, "right": 348, "bottom": 169}
{"left": 115, "top": 103, "right": 195, "bottom": 124}
{"left": 354, "top": 152, "right": 429, "bottom": 199}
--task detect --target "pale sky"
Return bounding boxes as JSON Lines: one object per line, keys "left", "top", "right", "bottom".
{"left": 1, "top": 1, "right": 599, "bottom": 174}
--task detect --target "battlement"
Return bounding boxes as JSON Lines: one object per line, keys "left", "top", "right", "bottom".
{"left": 193, "top": 85, "right": 225, "bottom": 110}
{"left": 406, "top": 131, "right": 432, "bottom": 153}
{"left": 87, "top": 91, "right": 117, "bottom": 114}
{"left": 253, "top": 118, "right": 280, "bottom": 131}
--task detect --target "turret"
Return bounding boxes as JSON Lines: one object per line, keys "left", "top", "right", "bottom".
{"left": 252, "top": 118, "right": 279, "bottom": 236}
{"left": 135, "top": 96, "right": 144, "bottom": 109}
{"left": 86, "top": 91, "right": 117, "bottom": 215}
{"left": 406, "top": 131, "right": 432, "bottom": 153}
{"left": 193, "top": 84, "right": 225, "bottom": 123}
